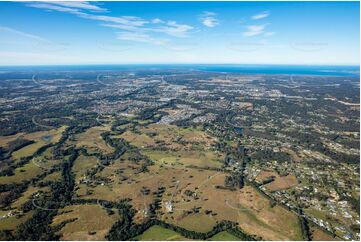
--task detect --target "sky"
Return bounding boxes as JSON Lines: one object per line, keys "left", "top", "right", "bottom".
{"left": 0, "top": 1, "right": 359, "bottom": 65}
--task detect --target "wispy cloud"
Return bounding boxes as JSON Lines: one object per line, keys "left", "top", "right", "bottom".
{"left": 243, "top": 24, "right": 268, "bottom": 37}
{"left": 200, "top": 11, "right": 219, "bottom": 28}
{"left": 152, "top": 18, "right": 164, "bottom": 24}
{"left": 28, "top": 3, "right": 147, "bottom": 27}
{"left": 28, "top": 3, "right": 82, "bottom": 14}
{"left": 0, "top": 26, "right": 47, "bottom": 42}
{"left": 101, "top": 23, "right": 140, "bottom": 32}
{"left": 104, "top": 20, "right": 192, "bottom": 44}
{"left": 100, "top": 19, "right": 193, "bottom": 38}
{"left": 50, "top": 1, "right": 106, "bottom": 12}
{"left": 149, "top": 21, "right": 193, "bottom": 37}
{"left": 117, "top": 32, "right": 169, "bottom": 45}
{"left": 26, "top": 1, "right": 194, "bottom": 45}
{"left": 264, "top": 31, "right": 275, "bottom": 36}
{"left": 0, "top": 25, "right": 70, "bottom": 52}
{"left": 251, "top": 11, "right": 270, "bottom": 20}
{"left": 80, "top": 13, "right": 148, "bottom": 27}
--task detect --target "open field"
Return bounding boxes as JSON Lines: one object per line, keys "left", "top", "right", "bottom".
{"left": 10, "top": 186, "right": 50, "bottom": 210}
{"left": 210, "top": 231, "right": 241, "bottom": 241}
{"left": 134, "top": 225, "right": 188, "bottom": 241}
{"left": 0, "top": 157, "right": 60, "bottom": 185}
{"left": 51, "top": 204, "right": 119, "bottom": 240}
{"left": 161, "top": 171, "right": 303, "bottom": 241}
{"left": 310, "top": 226, "right": 337, "bottom": 241}
{"left": 0, "top": 211, "right": 34, "bottom": 231}
{"left": 265, "top": 174, "right": 298, "bottom": 191}
{"left": 72, "top": 155, "right": 98, "bottom": 183}
{"left": 170, "top": 213, "right": 216, "bottom": 233}
{"left": 256, "top": 170, "right": 298, "bottom": 191}
{"left": 42, "top": 171, "right": 62, "bottom": 182}
{"left": 0, "top": 146, "right": 62, "bottom": 185}
{"left": 121, "top": 124, "right": 216, "bottom": 149}
{"left": 74, "top": 126, "right": 114, "bottom": 155}
{"left": 144, "top": 149, "right": 223, "bottom": 168}
{"left": 0, "top": 126, "right": 65, "bottom": 151}
{"left": 121, "top": 124, "right": 223, "bottom": 168}
{"left": 0, "top": 132, "right": 24, "bottom": 148}
{"left": 8, "top": 126, "right": 66, "bottom": 160}
{"left": 0, "top": 186, "right": 50, "bottom": 231}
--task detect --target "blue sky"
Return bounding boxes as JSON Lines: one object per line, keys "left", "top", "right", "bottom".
{"left": 0, "top": 1, "right": 359, "bottom": 65}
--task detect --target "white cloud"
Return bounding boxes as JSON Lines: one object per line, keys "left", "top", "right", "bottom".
{"left": 117, "top": 32, "right": 169, "bottom": 45}
{"left": 149, "top": 21, "right": 193, "bottom": 37}
{"left": 100, "top": 23, "right": 140, "bottom": 31}
{"left": 200, "top": 12, "right": 219, "bottom": 28}
{"left": 152, "top": 18, "right": 164, "bottom": 24}
{"left": 50, "top": 1, "right": 106, "bottom": 12}
{"left": 27, "top": 3, "right": 82, "bottom": 14}
{"left": 243, "top": 24, "right": 267, "bottom": 37}
{"left": 251, "top": 11, "right": 270, "bottom": 20}
{"left": 100, "top": 21, "right": 193, "bottom": 39}
{"left": 80, "top": 13, "right": 148, "bottom": 27}
{"left": 264, "top": 32, "right": 275, "bottom": 36}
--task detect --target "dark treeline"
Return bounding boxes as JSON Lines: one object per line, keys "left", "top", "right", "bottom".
{"left": 257, "top": 176, "right": 276, "bottom": 186}
{"left": 223, "top": 144, "right": 250, "bottom": 189}
{"left": 298, "top": 208, "right": 311, "bottom": 241}
{"left": 106, "top": 208, "right": 255, "bottom": 241}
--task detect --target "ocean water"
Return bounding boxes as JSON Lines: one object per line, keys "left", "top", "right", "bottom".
{"left": 0, "top": 64, "right": 359, "bottom": 77}
{"left": 191, "top": 64, "right": 360, "bottom": 76}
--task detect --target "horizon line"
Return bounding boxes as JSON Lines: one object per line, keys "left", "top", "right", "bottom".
{"left": 0, "top": 63, "right": 360, "bottom": 67}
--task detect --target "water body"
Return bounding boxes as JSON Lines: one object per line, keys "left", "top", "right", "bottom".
{"left": 234, "top": 127, "right": 243, "bottom": 135}
{"left": 192, "top": 64, "right": 360, "bottom": 77}
{"left": 41, "top": 135, "right": 52, "bottom": 142}
{"left": 0, "top": 64, "right": 359, "bottom": 77}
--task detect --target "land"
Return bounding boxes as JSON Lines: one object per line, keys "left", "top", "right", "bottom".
{"left": 0, "top": 68, "right": 359, "bottom": 241}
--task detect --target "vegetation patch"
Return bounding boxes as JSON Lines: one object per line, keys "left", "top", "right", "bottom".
{"left": 210, "top": 231, "right": 241, "bottom": 241}
{"left": 134, "top": 225, "right": 188, "bottom": 241}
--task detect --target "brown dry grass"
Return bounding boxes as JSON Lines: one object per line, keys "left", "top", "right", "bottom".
{"left": 255, "top": 170, "right": 277, "bottom": 182}
{"left": 265, "top": 175, "right": 298, "bottom": 191}
{"left": 72, "top": 155, "right": 98, "bottom": 183}
{"left": 52, "top": 204, "right": 119, "bottom": 241}
{"left": 256, "top": 170, "right": 298, "bottom": 191}
{"left": 310, "top": 226, "right": 337, "bottom": 241}
{"left": 8, "top": 126, "right": 66, "bottom": 160}
{"left": 121, "top": 124, "right": 222, "bottom": 168}
{"left": 74, "top": 126, "right": 114, "bottom": 154}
